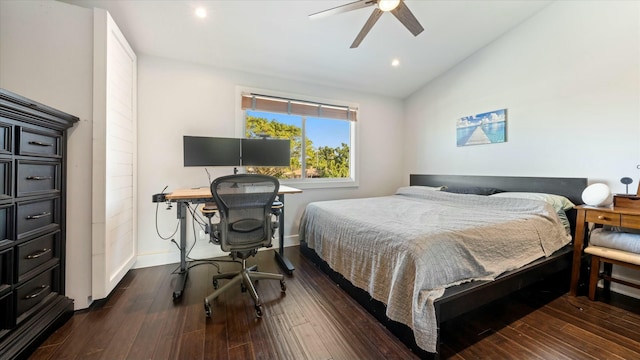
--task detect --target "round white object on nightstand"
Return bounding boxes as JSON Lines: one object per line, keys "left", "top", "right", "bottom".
{"left": 581, "top": 183, "right": 612, "bottom": 206}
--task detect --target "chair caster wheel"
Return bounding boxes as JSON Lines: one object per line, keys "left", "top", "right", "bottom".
{"left": 204, "top": 301, "right": 212, "bottom": 318}
{"left": 213, "top": 279, "right": 219, "bottom": 289}
{"left": 255, "top": 305, "right": 263, "bottom": 318}
{"left": 241, "top": 283, "right": 247, "bottom": 292}
{"left": 280, "top": 280, "right": 287, "bottom": 292}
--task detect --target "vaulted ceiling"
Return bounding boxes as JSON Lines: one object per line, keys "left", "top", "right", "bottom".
{"left": 60, "top": 0, "right": 551, "bottom": 98}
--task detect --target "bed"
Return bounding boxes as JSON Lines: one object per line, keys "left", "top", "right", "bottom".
{"left": 299, "top": 174, "right": 587, "bottom": 359}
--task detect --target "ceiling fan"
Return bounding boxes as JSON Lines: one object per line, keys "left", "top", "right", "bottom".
{"left": 309, "top": 0, "right": 424, "bottom": 48}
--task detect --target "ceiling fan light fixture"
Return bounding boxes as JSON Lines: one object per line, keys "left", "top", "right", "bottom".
{"left": 310, "top": 0, "right": 423, "bottom": 48}
{"left": 377, "top": 0, "right": 400, "bottom": 12}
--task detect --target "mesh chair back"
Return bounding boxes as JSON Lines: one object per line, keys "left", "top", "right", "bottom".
{"left": 211, "top": 174, "right": 279, "bottom": 252}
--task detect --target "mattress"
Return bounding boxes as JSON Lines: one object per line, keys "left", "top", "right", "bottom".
{"left": 299, "top": 186, "right": 571, "bottom": 352}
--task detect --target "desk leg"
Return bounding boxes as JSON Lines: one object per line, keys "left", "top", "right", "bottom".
{"left": 569, "top": 209, "right": 586, "bottom": 296}
{"left": 173, "top": 201, "right": 189, "bottom": 300}
{"left": 275, "top": 194, "right": 295, "bottom": 275}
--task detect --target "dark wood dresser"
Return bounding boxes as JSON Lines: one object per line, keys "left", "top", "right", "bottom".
{"left": 0, "top": 89, "right": 77, "bottom": 359}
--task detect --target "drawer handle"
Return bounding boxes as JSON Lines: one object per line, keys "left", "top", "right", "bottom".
{"left": 597, "top": 215, "right": 607, "bottom": 220}
{"left": 25, "top": 248, "right": 51, "bottom": 260}
{"left": 26, "top": 176, "right": 52, "bottom": 181}
{"left": 26, "top": 212, "right": 51, "bottom": 220}
{"left": 24, "top": 284, "right": 50, "bottom": 300}
{"left": 28, "top": 141, "right": 53, "bottom": 147}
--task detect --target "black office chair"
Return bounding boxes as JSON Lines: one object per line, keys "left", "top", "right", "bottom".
{"left": 204, "top": 174, "right": 286, "bottom": 318}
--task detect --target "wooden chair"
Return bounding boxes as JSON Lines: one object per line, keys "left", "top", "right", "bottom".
{"left": 585, "top": 245, "right": 640, "bottom": 300}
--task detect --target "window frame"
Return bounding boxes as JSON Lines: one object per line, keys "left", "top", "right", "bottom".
{"left": 236, "top": 87, "right": 358, "bottom": 189}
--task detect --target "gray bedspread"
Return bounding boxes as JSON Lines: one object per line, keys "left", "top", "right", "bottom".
{"left": 299, "top": 187, "right": 571, "bottom": 353}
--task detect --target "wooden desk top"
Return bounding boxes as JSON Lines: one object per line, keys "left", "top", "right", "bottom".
{"left": 165, "top": 184, "right": 302, "bottom": 201}
{"left": 574, "top": 204, "right": 640, "bottom": 216}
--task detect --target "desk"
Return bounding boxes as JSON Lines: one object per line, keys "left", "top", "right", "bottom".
{"left": 164, "top": 185, "right": 302, "bottom": 299}
{"left": 569, "top": 204, "right": 640, "bottom": 296}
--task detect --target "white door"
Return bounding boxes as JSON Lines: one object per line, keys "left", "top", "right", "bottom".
{"left": 92, "top": 9, "right": 137, "bottom": 300}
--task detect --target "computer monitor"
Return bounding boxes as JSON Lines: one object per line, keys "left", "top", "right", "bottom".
{"left": 241, "top": 138, "right": 291, "bottom": 167}
{"left": 183, "top": 136, "right": 241, "bottom": 166}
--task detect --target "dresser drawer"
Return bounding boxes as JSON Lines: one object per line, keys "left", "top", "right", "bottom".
{"left": 0, "top": 204, "right": 14, "bottom": 243}
{"left": 0, "top": 159, "right": 11, "bottom": 199}
{"left": 17, "top": 232, "right": 58, "bottom": 282}
{"left": 15, "top": 266, "right": 56, "bottom": 319}
{"left": 586, "top": 210, "right": 620, "bottom": 226}
{"left": 0, "top": 247, "right": 12, "bottom": 292}
{"left": 0, "top": 122, "right": 12, "bottom": 155}
{"left": 16, "top": 160, "right": 59, "bottom": 197}
{"left": 16, "top": 197, "right": 59, "bottom": 240}
{"left": 621, "top": 214, "right": 640, "bottom": 228}
{"left": 17, "top": 127, "right": 61, "bottom": 158}
{"left": 0, "top": 291, "right": 13, "bottom": 329}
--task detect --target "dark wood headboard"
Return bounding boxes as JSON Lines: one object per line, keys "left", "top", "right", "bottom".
{"left": 410, "top": 174, "right": 588, "bottom": 239}
{"left": 409, "top": 174, "right": 587, "bottom": 206}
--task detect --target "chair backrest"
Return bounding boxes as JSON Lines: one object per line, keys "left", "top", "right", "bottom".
{"left": 211, "top": 174, "right": 279, "bottom": 252}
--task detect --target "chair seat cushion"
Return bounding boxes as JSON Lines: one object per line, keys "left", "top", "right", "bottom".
{"left": 585, "top": 245, "right": 640, "bottom": 266}
{"left": 231, "top": 219, "right": 263, "bottom": 233}
{"left": 590, "top": 228, "right": 640, "bottom": 254}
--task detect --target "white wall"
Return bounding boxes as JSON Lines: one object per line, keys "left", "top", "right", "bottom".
{"left": 6, "top": 0, "right": 634, "bottom": 307}
{"left": 0, "top": 0, "right": 94, "bottom": 309}
{"left": 0, "top": 0, "right": 404, "bottom": 308}
{"left": 405, "top": 1, "right": 639, "bottom": 183}
{"left": 136, "top": 55, "right": 405, "bottom": 266}
{"left": 404, "top": 1, "right": 640, "bottom": 296}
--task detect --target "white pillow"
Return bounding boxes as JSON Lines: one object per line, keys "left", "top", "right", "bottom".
{"left": 490, "top": 192, "right": 575, "bottom": 234}
{"left": 395, "top": 185, "right": 444, "bottom": 196}
{"left": 490, "top": 192, "right": 575, "bottom": 211}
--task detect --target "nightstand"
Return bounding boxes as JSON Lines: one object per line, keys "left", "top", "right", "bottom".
{"left": 569, "top": 204, "right": 640, "bottom": 296}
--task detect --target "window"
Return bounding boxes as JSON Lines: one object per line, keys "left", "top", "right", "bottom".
{"left": 241, "top": 93, "right": 357, "bottom": 186}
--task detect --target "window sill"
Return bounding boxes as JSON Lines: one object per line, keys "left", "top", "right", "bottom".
{"left": 280, "top": 178, "right": 358, "bottom": 190}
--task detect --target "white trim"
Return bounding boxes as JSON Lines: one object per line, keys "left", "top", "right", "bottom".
{"left": 235, "top": 86, "right": 359, "bottom": 188}
{"left": 281, "top": 178, "right": 358, "bottom": 190}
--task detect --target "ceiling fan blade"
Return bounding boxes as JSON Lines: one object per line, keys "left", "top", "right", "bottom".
{"left": 390, "top": 1, "right": 424, "bottom": 36}
{"left": 309, "top": 0, "right": 375, "bottom": 20}
{"left": 350, "top": 8, "right": 383, "bottom": 48}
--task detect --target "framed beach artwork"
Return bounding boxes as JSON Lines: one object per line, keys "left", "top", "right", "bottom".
{"left": 456, "top": 109, "right": 507, "bottom": 147}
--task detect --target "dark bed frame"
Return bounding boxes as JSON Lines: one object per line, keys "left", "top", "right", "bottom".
{"left": 300, "top": 174, "right": 588, "bottom": 359}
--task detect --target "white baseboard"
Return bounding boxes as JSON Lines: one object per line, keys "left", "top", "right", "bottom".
{"left": 133, "top": 252, "right": 181, "bottom": 269}
{"left": 596, "top": 272, "right": 640, "bottom": 299}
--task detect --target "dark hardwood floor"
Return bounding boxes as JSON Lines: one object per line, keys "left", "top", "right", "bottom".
{"left": 29, "top": 246, "right": 640, "bottom": 359}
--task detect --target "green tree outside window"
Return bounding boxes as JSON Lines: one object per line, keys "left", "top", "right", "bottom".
{"left": 245, "top": 114, "right": 350, "bottom": 179}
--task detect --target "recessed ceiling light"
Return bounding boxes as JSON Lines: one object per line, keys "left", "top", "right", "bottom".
{"left": 391, "top": 59, "right": 400, "bottom": 67}
{"left": 195, "top": 7, "right": 207, "bottom": 18}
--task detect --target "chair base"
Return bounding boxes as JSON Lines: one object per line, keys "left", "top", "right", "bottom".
{"left": 204, "top": 259, "right": 286, "bottom": 318}
{"left": 211, "top": 264, "right": 257, "bottom": 290}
